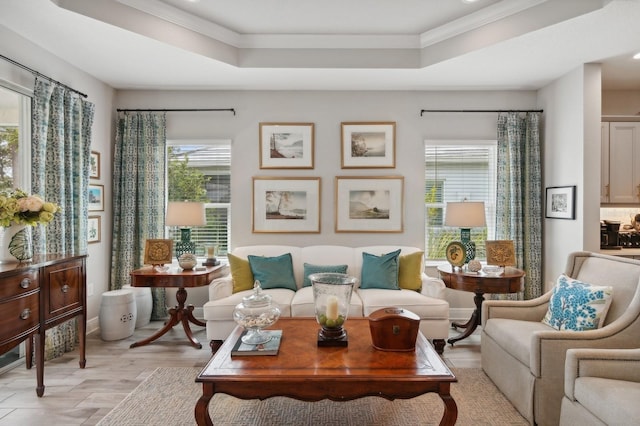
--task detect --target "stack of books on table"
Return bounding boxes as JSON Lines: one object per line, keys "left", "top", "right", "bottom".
{"left": 231, "top": 330, "right": 282, "bottom": 356}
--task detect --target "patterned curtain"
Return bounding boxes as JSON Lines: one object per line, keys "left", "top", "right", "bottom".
{"left": 495, "top": 112, "right": 542, "bottom": 300}
{"left": 111, "top": 112, "right": 168, "bottom": 320}
{"left": 31, "top": 77, "right": 94, "bottom": 359}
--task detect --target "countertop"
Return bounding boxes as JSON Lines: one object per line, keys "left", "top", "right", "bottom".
{"left": 600, "top": 248, "right": 640, "bottom": 257}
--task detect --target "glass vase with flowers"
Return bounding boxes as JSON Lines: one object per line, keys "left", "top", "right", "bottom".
{"left": 0, "top": 189, "right": 60, "bottom": 262}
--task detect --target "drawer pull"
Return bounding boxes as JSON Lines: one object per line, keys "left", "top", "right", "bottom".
{"left": 61, "top": 284, "right": 69, "bottom": 293}
{"left": 20, "top": 278, "right": 32, "bottom": 289}
{"left": 20, "top": 309, "right": 31, "bottom": 320}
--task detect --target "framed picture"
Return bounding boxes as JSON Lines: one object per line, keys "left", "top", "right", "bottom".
{"left": 88, "top": 216, "right": 101, "bottom": 244}
{"left": 335, "top": 176, "right": 404, "bottom": 233}
{"left": 144, "top": 239, "right": 174, "bottom": 265}
{"left": 259, "top": 122, "right": 314, "bottom": 169}
{"left": 545, "top": 185, "right": 576, "bottom": 220}
{"left": 90, "top": 151, "right": 101, "bottom": 179}
{"left": 88, "top": 184, "right": 104, "bottom": 211}
{"left": 341, "top": 122, "right": 396, "bottom": 168}
{"left": 253, "top": 177, "right": 321, "bottom": 233}
{"left": 485, "top": 240, "right": 516, "bottom": 266}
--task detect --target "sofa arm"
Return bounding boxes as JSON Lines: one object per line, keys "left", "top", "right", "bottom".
{"left": 208, "top": 275, "right": 233, "bottom": 300}
{"left": 564, "top": 348, "right": 640, "bottom": 399}
{"left": 420, "top": 274, "right": 446, "bottom": 299}
{"left": 481, "top": 292, "right": 551, "bottom": 327}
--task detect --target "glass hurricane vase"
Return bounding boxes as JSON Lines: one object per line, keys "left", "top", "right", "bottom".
{"left": 310, "top": 272, "right": 356, "bottom": 347}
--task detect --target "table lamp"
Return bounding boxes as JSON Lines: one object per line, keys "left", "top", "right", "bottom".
{"left": 165, "top": 201, "right": 206, "bottom": 260}
{"left": 444, "top": 201, "right": 486, "bottom": 263}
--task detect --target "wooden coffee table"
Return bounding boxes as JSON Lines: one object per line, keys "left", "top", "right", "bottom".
{"left": 195, "top": 318, "right": 457, "bottom": 425}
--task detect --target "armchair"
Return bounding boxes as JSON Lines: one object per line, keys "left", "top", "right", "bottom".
{"left": 560, "top": 348, "right": 640, "bottom": 425}
{"left": 481, "top": 251, "right": 640, "bottom": 426}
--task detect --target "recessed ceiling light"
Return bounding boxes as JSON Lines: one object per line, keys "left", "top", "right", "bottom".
{"left": 462, "top": 0, "right": 481, "bottom": 3}
{"left": 633, "top": 52, "right": 640, "bottom": 60}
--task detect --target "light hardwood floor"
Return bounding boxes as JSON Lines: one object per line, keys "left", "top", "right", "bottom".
{"left": 0, "top": 320, "right": 481, "bottom": 425}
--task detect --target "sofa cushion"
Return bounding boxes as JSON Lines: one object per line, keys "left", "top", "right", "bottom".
{"left": 203, "top": 288, "right": 295, "bottom": 321}
{"left": 302, "top": 263, "right": 349, "bottom": 287}
{"left": 483, "top": 318, "right": 554, "bottom": 367}
{"left": 574, "top": 377, "right": 640, "bottom": 425}
{"left": 398, "top": 251, "right": 424, "bottom": 291}
{"left": 228, "top": 253, "right": 255, "bottom": 293}
{"left": 247, "top": 253, "right": 297, "bottom": 291}
{"left": 290, "top": 286, "right": 364, "bottom": 318}
{"left": 541, "top": 274, "right": 613, "bottom": 331}
{"left": 360, "top": 249, "right": 401, "bottom": 290}
{"left": 359, "top": 288, "right": 449, "bottom": 320}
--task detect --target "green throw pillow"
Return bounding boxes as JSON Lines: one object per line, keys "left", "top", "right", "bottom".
{"left": 398, "top": 251, "right": 424, "bottom": 291}
{"left": 303, "top": 263, "right": 349, "bottom": 287}
{"left": 247, "top": 253, "right": 297, "bottom": 291}
{"left": 228, "top": 253, "right": 254, "bottom": 294}
{"left": 541, "top": 274, "right": 613, "bottom": 331}
{"left": 360, "top": 249, "right": 401, "bottom": 290}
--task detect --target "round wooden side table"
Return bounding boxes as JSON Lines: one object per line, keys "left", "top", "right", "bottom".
{"left": 437, "top": 265, "right": 525, "bottom": 345}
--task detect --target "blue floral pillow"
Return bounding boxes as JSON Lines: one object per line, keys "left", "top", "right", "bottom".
{"left": 541, "top": 274, "right": 613, "bottom": 331}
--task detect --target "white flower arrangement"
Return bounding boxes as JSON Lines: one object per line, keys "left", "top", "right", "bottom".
{"left": 0, "top": 188, "right": 60, "bottom": 227}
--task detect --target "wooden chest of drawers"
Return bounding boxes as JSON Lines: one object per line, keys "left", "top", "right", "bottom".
{"left": 0, "top": 255, "right": 86, "bottom": 397}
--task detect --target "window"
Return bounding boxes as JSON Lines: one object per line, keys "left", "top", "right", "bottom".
{"left": 0, "top": 85, "right": 31, "bottom": 192}
{"left": 167, "top": 140, "right": 231, "bottom": 257}
{"left": 424, "top": 141, "right": 497, "bottom": 261}
{"left": 0, "top": 83, "right": 31, "bottom": 372}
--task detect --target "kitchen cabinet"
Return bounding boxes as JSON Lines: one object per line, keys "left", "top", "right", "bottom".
{"left": 0, "top": 255, "right": 86, "bottom": 397}
{"left": 602, "top": 122, "right": 640, "bottom": 204}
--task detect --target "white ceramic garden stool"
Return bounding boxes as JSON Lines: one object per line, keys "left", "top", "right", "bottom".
{"left": 99, "top": 289, "right": 136, "bottom": 341}
{"left": 122, "top": 285, "right": 152, "bottom": 328}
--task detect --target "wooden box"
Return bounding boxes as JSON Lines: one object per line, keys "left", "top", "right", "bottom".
{"left": 368, "top": 307, "right": 420, "bottom": 351}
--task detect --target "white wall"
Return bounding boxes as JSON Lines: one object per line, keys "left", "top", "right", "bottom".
{"left": 538, "top": 64, "right": 602, "bottom": 292}
{"left": 116, "top": 89, "right": 538, "bottom": 315}
{"left": 0, "top": 26, "right": 115, "bottom": 331}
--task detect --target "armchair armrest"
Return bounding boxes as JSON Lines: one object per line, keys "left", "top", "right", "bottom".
{"left": 564, "top": 348, "right": 640, "bottom": 399}
{"left": 421, "top": 274, "right": 446, "bottom": 299}
{"left": 481, "top": 292, "right": 551, "bottom": 327}
{"left": 208, "top": 275, "right": 233, "bottom": 300}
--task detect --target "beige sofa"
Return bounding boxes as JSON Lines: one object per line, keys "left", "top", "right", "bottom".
{"left": 203, "top": 245, "right": 450, "bottom": 353}
{"left": 481, "top": 251, "right": 640, "bottom": 426}
{"left": 560, "top": 348, "right": 640, "bottom": 425}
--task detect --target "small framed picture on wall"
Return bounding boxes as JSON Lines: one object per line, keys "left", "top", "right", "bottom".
{"left": 88, "top": 184, "right": 104, "bottom": 212}
{"left": 90, "top": 151, "right": 100, "bottom": 179}
{"left": 341, "top": 122, "right": 396, "bottom": 168}
{"left": 259, "top": 123, "right": 315, "bottom": 169}
{"left": 545, "top": 185, "right": 576, "bottom": 220}
{"left": 88, "top": 216, "right": 101, "bottom": 243}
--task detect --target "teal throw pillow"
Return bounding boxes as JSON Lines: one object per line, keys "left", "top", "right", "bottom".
{"left": 541, "top": 274, "right": 613, "bottom": 331}
{"left": 303, "top": 263, "right": 349, "bottom": 287}
{"left": 247, "top": 253, "right": 297, "bottom": 291}
{"left": 360, "top": 249, "right": 401, "bottom": 290}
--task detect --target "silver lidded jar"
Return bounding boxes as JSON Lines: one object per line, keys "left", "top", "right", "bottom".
{"left": 233, "top": 281, "right": 281, "bottom": 345}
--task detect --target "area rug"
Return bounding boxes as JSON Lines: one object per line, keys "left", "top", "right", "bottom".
{"left": 98, "top": 367, "right": 527, "bottom": 425}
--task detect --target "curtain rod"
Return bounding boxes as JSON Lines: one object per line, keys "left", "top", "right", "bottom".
{"left": 0, "top": 54, "right": 88, "bottom": 98}
{"left": 420, "top": 109, "right": 543, "bottom": 116}
{"left": 117, "top": 108, "right": 236, "bottom": 115}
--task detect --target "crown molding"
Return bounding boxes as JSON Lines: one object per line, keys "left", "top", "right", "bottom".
{"left": 420, "top": 0, "right": 548, "bottom": 47}
{"left": 117, "top": 0, "right": 546, "bottom": 50}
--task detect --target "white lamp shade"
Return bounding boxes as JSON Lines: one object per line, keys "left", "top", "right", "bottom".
{"left": 165, "top": 201, "right": 206, "bottom": 226}
{"left": 444, "top": 201, "right": 486, "bottom": 228}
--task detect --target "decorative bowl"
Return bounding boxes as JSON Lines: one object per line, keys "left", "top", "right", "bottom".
{"left": 178, "top": 253, "right": 197, "bottom": 270}
{"left": 482, "top": 265, "right": 504, "bottom": 277}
